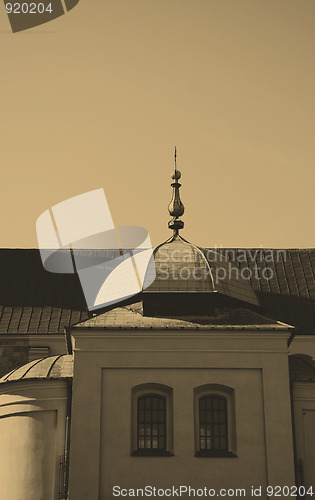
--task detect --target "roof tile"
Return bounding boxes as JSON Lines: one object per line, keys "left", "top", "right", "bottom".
{"left": 1, "top": 248, "right": 315, "bottom": 335}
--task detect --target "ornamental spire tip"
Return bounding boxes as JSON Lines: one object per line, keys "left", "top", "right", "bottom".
{"left": 168, "top": 147, "right": 184, "bottom": 235}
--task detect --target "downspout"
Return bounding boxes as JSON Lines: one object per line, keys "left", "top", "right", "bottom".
{"left": 64, "top": 378, "right": 72, "bottom": 499}
{"left": 63, "top": 326, "right": 73, "bottom": 498}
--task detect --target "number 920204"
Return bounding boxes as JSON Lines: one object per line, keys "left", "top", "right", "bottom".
{"left": 5, "top": 3, "right": 53, "bottom": 14}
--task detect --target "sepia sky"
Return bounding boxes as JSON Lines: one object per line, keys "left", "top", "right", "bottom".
{"left": 0, "top": 0, "right": 314, "bottom": 249}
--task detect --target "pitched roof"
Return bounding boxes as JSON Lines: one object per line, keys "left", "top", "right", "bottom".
{"left": 0, "top": 248, "right": 315, "bottom": 335}
{"left": 205, "top": 248, "right": 315, "bottom": 335}
{"left": 0, "top": 249, "right": 88, "bottom": 334}
{"left": 73, "top": 301, "right": 290, "bottom": 331}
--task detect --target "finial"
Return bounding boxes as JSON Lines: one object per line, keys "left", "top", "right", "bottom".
{"left": 168, "top": 147, "right": 184, "bottom": 235}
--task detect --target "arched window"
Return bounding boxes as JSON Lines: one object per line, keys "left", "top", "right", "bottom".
{"left": 195, "top": 384, "right": 237, "bottom": 457}
{"left": 131, "top": 384, "right": 173, "bottom": 456}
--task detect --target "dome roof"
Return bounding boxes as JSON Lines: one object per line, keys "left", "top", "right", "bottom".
{"left": 0, "top": 354, "right": 73, "bottom": 384}
{"left": 145, "top": 157, "right": 257, "bottom": 307}
{"left": 145, "top": 234, "right": 214, "bottom": 293}
{"left": 144, "top": 234, "right": 259, "bottom": 308}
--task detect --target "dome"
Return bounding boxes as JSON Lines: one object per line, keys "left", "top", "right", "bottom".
{"left": 144, "top": 234, "right": 259, "bottom": 308}
{"left": 0, "top": 354, "right": 73, "bottom": 383}
{"left": 147, "top": 157, "right": 259, "bottom": 308}
{"left": 145, "top": 234, "right": 215, "bottom": 293}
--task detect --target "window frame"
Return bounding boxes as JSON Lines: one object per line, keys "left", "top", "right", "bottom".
{"left": 194, "top": 384, "right": 237, "bottom": 458}
{"left": 131, "top": 383, "right": 173, "bottom": 457}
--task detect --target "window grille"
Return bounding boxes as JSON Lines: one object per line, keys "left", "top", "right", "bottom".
{"left": 137, "top": 395, "right": 166, "bottom": 451}
{"left": 199, "top": 395, "right": 228, "bottom": 451}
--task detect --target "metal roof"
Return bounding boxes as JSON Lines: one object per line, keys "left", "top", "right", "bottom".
{"left": 0, "top": 354, "right": 73, "bottom": 383}
{"left": 0, "top": 248, "right": 315, "bottom": 335}
{"left": 145, "top": 235, "right": 259, "bottom": 307}
{"left": 208, "top": 248, "right": 315, "bottom": 335}
{"left": 0, "top": 249, "right": 88, "bottom": 334}
{"left": 145, "top": 236, "right": 215, "bottom": 293}
{"left": 73, "top": 301, "right": 291, "bottom": 330}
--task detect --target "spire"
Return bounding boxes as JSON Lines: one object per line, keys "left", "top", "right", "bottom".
{"left": 168, "top": 147, "right": 185, "bottom": 235}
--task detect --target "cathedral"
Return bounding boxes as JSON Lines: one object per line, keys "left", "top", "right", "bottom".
{"left": 0, "top": 163, "right": 315, "bottom": 499}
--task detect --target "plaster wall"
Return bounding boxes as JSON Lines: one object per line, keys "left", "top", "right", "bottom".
{"left": 292, "top": 381, "right": 315, "bottom": 491}
{"left": 100, "top": 367, "right": 266, "bottom": 497}
{"left": 68, "top": 328, "right": 295, "bottom": 500}
{"left": 0, "top": 380, "right": 69, "bottom": 500}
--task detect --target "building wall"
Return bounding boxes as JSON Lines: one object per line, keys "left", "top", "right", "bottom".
{"left": 292, "top": 381, "right": 315, "bottom": 491}
{"left": 0, "top": 379, "right": 69, "bottom": 500}
{"left": 100, "top": 367, "right": 266, "bottom": 496}
{"left": 0, "top": 339, "right": 29, "bottom": 377}
{"left": 0, "top": 335, "right": 67, "bottom": 377}
{"left": 69, "top": 327, "right": 295, "bottom": 500}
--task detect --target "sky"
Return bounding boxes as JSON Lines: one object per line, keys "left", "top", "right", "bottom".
{"left": 0, "top": 0, "right": 314, "bottom": 248}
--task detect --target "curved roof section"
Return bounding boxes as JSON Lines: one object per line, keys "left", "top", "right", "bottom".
{"left": 289, "top": 354, "right": 315, "bottom": 381}
{"left": 145, "top": 235, "right": 215, "bottom": 293}
{"left": 0, "top": 354, "right": 73, "bottom": 383}
{"left": 144, "top": 235, "right": 259, "bottom": 307}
